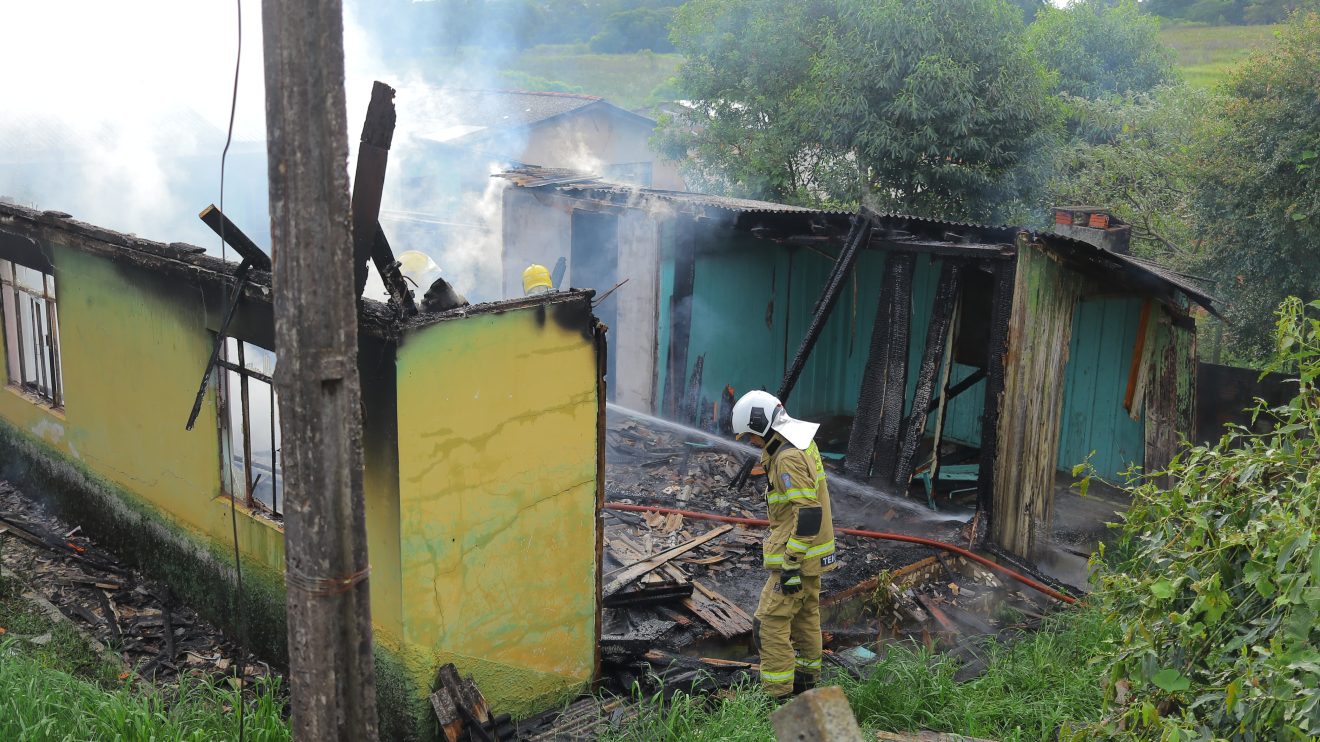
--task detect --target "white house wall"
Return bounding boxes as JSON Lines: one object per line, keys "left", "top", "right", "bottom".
{"left": 615, "top": 209, "right": 659, "bottom": 412}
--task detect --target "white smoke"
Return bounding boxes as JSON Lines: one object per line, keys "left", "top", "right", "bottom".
{"left": 2, "top": 2, "right": 587, "bottom": 304}
{"left": 0, "top": 1, "right": 268, "bottom": 249}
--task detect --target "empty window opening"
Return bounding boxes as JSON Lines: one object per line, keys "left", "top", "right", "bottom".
{"left": 218, "top": 338, "right": 283, "bottom": 517}
{"left": 0, "top": 259, "right": 63, "bottom": 408}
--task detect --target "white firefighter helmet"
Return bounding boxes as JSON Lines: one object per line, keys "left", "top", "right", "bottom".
{"left": 730, "top": 390, "right": 819, "bottom": 449}
{"left": 397, "top": 250, "right": 440, "bottom": 288}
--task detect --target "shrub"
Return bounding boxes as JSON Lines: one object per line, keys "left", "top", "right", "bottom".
{"left": 1074, "top": 297, "right": 1320, "bottom": 739}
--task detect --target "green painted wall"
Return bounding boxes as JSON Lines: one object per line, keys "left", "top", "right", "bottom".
{"left": 393, "top": 301, "right": 600, "bottom": 718}
{"left": 1057, "top": 297, "right": 1146, "bottom": 479}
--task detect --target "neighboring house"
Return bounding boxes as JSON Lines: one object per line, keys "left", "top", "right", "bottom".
{"left": 382, "top": 89, "right": 686, "bottom": 303}
{"left": 501, "top": 166, "right": 1216, "bottom": 557}
{"left": 410, "top": 88, "right": 685, "bottom": 191}
{"left": 0, "top": 202, "right": 604, "bottom": 735}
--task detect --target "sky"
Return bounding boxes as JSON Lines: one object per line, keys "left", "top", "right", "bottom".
{"left": 0, "top": 1, "right": 393, "bottom": 250}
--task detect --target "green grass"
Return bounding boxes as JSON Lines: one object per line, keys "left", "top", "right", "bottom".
{"left": 1160, "top": 24, "right": 1282, "bottom": 88}
{"left": 606, "top": 606, "right": 1116, "bottom": 742}
{"left": 497, "top": 45, "right": 682, "bottom": 110}
{"left": 0, "top": 575, "right": 290, "bottom": 741}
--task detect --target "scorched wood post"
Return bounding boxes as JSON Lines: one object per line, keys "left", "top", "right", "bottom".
{"left": 261, "top": 1, "right": 380, "bottom": 739}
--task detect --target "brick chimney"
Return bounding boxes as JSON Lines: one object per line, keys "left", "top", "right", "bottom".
{"left": 1052, "top": 206, "right": 1131, "bottom": 254}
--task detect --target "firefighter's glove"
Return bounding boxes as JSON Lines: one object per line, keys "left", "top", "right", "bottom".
{"left": 779, "top": 567, "right": 803, "bottom": 595}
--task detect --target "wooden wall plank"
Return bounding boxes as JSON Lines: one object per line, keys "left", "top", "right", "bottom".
{"left": 991, "top": 238, "right": 1082, "bottom": 557}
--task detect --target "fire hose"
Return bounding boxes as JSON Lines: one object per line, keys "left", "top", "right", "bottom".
{"left": 604, "top": 502, "right": 1078, "bottom": 605}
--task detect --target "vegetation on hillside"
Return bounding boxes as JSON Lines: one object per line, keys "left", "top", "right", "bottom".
{"left": 657, "top": 0, "right": 1057, "bottom": 221}
{"left": 1160, "top": 23, "right": 1282, "bottom": 87}
{"left": 1191, "top": 13, "right": 1320, "bottom": 358}
{"left": 1142, "top": 0, "right": 1312, "bottom": 25}
{"left": 1028, "top": 0, "right": 1176, "bottom": 98}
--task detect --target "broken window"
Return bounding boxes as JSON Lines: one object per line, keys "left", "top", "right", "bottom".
{"left": 217, "top": 338, "right": 283, "bottom": 517}
{"left": 0, "top": 259, "right": 63, "bottom": 408}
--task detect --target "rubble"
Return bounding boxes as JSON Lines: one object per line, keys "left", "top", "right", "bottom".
{"left": 0, "top": 481, "right": 275, "bottom": 692}
{"left": 597, "top": 405, "right": 1065, "bottom": 710}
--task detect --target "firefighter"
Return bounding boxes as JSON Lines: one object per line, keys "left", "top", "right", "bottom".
{"left": 522, "top": 263, "right": 554, "bottom": 296}
{"left": 731, "top": 390, "right": 837, "bottom": 700}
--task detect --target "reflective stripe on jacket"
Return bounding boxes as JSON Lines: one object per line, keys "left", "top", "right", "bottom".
{"left": 760, "top": 435, "right": 837, "bottom": 576}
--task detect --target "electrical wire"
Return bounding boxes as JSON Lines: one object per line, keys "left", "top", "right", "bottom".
{"left": 218, "top": 1, "right": 247, "bottom": 740}
{"left": 603, "top": 502, "right": 1078, "bottom": 605}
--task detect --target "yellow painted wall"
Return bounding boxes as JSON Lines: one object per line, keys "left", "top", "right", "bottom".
{"left": 0, "top": 239, "right": 403, "bottom": 646}
{"left": 0, "top": 247, "right": 287, "bottom": 568}
{"left": 394, "top": 302, "right": 600, "bottom": 716}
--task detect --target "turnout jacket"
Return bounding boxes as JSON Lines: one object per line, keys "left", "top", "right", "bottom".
{"left": 759, "top": 433, "right": 838, "bottom": 576}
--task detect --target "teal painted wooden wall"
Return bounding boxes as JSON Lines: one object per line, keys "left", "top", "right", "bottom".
{"left": 654, "top": 225, "right": 1144, "bottom": 478}
{"left": 902, "top": 255, "right": 984, "bottom": 448}
{"left": 658, "top": 233, "right": 985, "bottom": 453}
{"left": 1056, "top": 296, "right": 1146, "bottom": 479}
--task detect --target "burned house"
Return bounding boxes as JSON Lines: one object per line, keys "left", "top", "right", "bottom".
{"left": 0, "top": 201, "right": 605, "bottom": 736}
{"left": 500, "top": 168, "right": 1216, "bottom": 557}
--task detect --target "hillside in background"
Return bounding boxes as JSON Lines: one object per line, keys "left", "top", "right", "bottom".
{"left": 1160, "top": 23, "right": 1282, "bottom": 86}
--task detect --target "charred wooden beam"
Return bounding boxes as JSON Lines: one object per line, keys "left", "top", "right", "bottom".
{"left": 683, "top": 353, "right": 705, "bottom": 427}
{"left": 184, "top": 260, "right": 253, "bottom": 431}
{"left": 975, "top": 257, "right": 1014, "bottom": 524}
{"left": 925, "top": 367, "right": 986, "bottom": 415}
{"left": 198, "top": 204, "right": 272, "bottom": 271}
{"left": 776, "top": 215, "right": 870, "bottom": 402}
{"left": 351, "top": 81, "right": 396, "bottom": 298}
{"left": 371, "top": 225, "right": 418, "bottom": 316}
{"left": 846, "top": 252, "right": 915, "bottom": 481}
{"left": 662, "top": 220, "right": 697, "bottom": 419}
{"left": 895, "top": 260, "right": 963, "bottom": 487}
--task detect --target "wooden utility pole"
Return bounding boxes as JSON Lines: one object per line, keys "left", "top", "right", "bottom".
{"left": 261, "top": 2, "right": 379, "bottom": 739}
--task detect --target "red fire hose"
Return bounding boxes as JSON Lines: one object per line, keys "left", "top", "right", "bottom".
{"left": 604, "top": 502, "right": 1078, "bottom": 605}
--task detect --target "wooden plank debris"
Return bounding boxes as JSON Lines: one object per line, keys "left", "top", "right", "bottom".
{"left": 682, "top": 580, "right": 754, "bottom": 639}
{"left": 607, "top": 530, "right": 752, "bottom": 637}
{"left": 602, "top": 525, "right": 732, "bottom": 598}
{"left": 430, "top": 663, "right": 518, "bottom": 741}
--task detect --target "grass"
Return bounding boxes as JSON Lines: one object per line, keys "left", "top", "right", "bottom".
{"left": 1159, "top": 24, "right": 1282, "bottom": 88}
{"left": 497, "top": 46, "right": 682, "bottom": 110}
{"left": 605, "top": 606, "right": 1116, "bottom": 742}
{"left": 0, "top": 574, "right": 290, "bottom": 741}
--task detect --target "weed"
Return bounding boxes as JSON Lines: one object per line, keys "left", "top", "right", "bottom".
{"left": 607, "top": 606, "right": 1115, "bottom": 742}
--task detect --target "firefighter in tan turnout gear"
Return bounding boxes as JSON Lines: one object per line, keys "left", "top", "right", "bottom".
{"left": 731, "top": 390, "right": 837, "bottom": 699}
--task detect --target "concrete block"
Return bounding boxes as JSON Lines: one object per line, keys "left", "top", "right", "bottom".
{"left": 770, "top": 685, "right": 865, "bottom": 742}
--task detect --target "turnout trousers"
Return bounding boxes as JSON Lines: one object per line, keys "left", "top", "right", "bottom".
{"left": 753, "top": 572, "right": 822, "bottom": 697}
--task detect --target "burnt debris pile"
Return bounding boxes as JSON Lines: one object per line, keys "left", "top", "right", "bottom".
{"left": 591, "top": 406, "right": 1072, "bottom": 714}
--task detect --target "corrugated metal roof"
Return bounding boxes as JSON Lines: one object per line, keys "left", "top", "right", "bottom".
{"left": 1035, "top": 231, "right": 1219, "bottom": 315}
{"left": 498, "top": 165, "right": 847, "bottom": 216}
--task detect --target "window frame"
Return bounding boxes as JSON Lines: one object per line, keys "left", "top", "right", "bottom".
{"left": 216, "top": 337, "right": 283, "bottom": 519}
{"left": 0, "top": 259, "right": 64, "bottom": 409}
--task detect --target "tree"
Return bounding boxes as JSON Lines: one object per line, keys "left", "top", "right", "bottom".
{"left": 1027, "top": 0, "right": 1175, "bottom": 99}
{"left": 1191, "top": 12, "right": 1320, "bottom": 357}
{"left": 657, "top": 0, "right": 1056, "bottom": 221}
{"left": 1049, "top": 85, "right": 1221, "bottom": 266}
{"left": 589, "top": 7, "right": 677, "bottom": 52}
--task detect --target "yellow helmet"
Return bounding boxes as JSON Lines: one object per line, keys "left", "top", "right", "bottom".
{"left": 522, "top": 263, "right": 553, "bottom": 295}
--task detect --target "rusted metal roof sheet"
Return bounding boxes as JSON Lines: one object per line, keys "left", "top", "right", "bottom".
{"left": 498, "top": 165, "right": 847, "bottom": 217}
{"left": 1034, "top": 231, "right": 1218, "bottom": 316}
